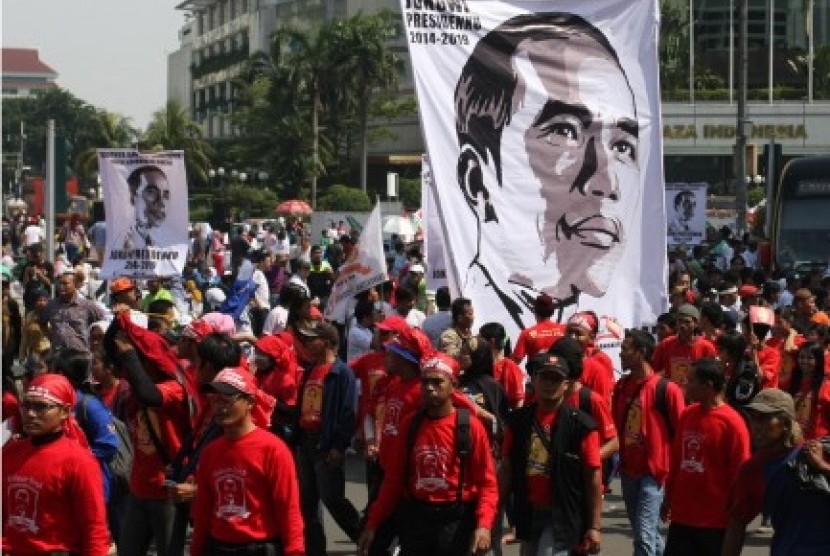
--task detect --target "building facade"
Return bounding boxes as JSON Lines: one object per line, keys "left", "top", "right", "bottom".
{"left": 1, "top": 48, "right": 58, "bottom": 98}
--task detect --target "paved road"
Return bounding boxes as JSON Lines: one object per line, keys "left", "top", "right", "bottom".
{"left": 323, "top": 453, "right": 772, "bottom": 555}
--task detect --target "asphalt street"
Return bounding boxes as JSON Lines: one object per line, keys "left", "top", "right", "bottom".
{"left": 323, "top": 452, "right": 772, "bottom": 555}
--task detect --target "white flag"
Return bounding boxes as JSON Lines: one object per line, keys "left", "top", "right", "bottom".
{"left": 324, "top": 202, "right": 388, "bottom": 321}
{"left": 98, "top": 149, "right": 189, "bottom": 278}
{"left": 400, "top": 0, "right": 667, "bottom": 341}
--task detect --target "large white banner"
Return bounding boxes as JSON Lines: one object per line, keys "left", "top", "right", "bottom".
{"left": 401, "top": 0, "right": 667, "bottom": 340}
{"left": 422, "top": 154, "right": 450, "bottom": 292}
{"left": 99, "top": 149, "right": 189, "bottom": 278}
{"left": 324, "top": 202, "right": 389, "bottom": 321}
{"left": 666, "top": 182, "right": 707, "bottom": 246}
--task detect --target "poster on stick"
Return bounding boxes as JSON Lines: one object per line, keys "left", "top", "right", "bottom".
{"left": 98, "top": 149, "right": 189, "bottom": 278}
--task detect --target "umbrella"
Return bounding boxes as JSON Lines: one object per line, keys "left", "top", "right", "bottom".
{"left": 382, "top": 215, "right": 417, "bottom": 238}
{"left": 275, "top": 200, "right": 313, "bottom": 216}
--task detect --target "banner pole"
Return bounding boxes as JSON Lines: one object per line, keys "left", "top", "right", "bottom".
{"left": 46, "top": 119, "right": 56, "bottom": 295}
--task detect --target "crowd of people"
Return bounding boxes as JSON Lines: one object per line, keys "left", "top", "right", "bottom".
{"left": 2, "top": 214, "right": 830, "bottom": 556}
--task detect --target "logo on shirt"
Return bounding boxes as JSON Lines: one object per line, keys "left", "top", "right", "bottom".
{"left": 214, "top": 469, "right": 250, "bottom": 520}
{"left": 414, "top": 445, "right": 450, "bottom": 492}
{"left": 383, "top": 399, "right": 403, "bottom": 437}
{"left": 679, "top": 432, "right": 705, "bottom": 473}
{"left": 624, "top": 399, "right": 644, "bottom": 446}
{"left": 669, "top": 357, "right": 691, "bottom": 386}
{"left": 6, "top": 476, "right": 41, "bottom": 533}
{"left": 527, "top": 432, "right": 550, "bottom": 477}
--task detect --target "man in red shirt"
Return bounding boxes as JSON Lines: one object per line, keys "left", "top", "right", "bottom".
{"left": 663, "top": 358, "right": 751, "bottom": 555}
{"left": 614, "top": 329, "right": 685, "bottom": 556}
{"left": 107, "top": 310, "right": 193, "bottom": 556}
{"left": 499, "top": 353, "right": 603, "bottom": 555}
{"left": 652, "top": 304, "right": 717, "bottom": 388}
{"left": 358, "top": 353, "right": 497, "bottom": 556}
{"left": 512, "top": 293, "right": 567, "bottom": 367}
{"left": 253, "top": 333, "right": 298, "bottom": 439}
{"left": 191, "top": 367, "right": 304, "bottom": 556}
{"left": 743, "top": 309, "right": 782, "bottom": 389}
{"left": 294, "top": 320, "right": 361, "bottom": 556}
{"left": 3, "top": 374, "right": 110, "bottom": 556}
{"left": 565, "top": 311, "right": 615, "bottom": 407}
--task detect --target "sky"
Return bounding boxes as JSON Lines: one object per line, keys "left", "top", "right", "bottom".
{"left": 3, "top": 0, "right": 187, "bottom": 130}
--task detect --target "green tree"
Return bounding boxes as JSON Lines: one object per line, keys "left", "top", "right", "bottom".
{"left": 398, "top": 177, "right": 422, "bottom": 210}
{"left": 660, "top": 0, "right": 690, "bottom": 98}
{"left": 142, "top": 100, "right": 215, "bottom": 185}
{"left": 75, "top": 110, "right": 138, "bottom": 186}
{"left": 317, "top": 184, "right": 371, "bottom": 211}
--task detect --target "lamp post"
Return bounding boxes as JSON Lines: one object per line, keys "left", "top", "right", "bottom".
{"left": 209, "top": 167, "right": 228, "bottom": 230}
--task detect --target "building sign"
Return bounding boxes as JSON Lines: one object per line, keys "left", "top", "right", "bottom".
{"left": 796, "top": 181, "right": 830, "bottom": 196}
{"left": 663, "top": 123, "right": 808, "bottom": 140}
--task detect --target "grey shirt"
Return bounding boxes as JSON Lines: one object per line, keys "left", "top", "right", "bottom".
{"left": 41, "top": 293, "right": 106, "bottom": 355}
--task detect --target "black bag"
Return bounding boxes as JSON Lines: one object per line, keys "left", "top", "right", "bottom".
{"left": 79, "top": 394, "right": 134, "bottom": 490}
{"left": 787, "top": 437, "right": 830, "bottom": 498}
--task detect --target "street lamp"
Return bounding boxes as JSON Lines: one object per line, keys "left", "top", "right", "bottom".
{"left": 753, "top": 175, "right": 764, "bottom": 186}
{"left": 239, "top": 172, "right": 247, "bottom": 184}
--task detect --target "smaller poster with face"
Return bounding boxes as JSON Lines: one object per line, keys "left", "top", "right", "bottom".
{"left": 666, "top": 182, "right": 708, "bottom": 246}
{"left": 98, "top": 149, "right": 189, "bottom": 278}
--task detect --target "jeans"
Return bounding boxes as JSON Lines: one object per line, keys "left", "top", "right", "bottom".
{"left": 296, "top": 437, "right": 362, "bottom": 556}
{"left": 621, "top": 474, "right": 665, "bottom": 556}
{"left": 519, "top": 523, "right": 571, "bottom": 556}
{"left": 117, "top": 495, "right": 189, "bottom": 556}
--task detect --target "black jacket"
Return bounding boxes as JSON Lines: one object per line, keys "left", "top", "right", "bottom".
{"left": 506, "top": 402, "right": 597, "bottom": 550}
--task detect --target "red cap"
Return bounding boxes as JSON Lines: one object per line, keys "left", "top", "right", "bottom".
{"left": 209, "top": 367, "right": 257, "bottom": 397}
{"left": 384, "top": 327, "right": 433, "bottom": 365}
{"left": 739, "top": 284, "right": 760, "bottom": 298}
{"left": 110, "top": 277, "right": 135, "bottom": 295}
{"left": 377, "top": 315, "right": 408, "bottom": 335}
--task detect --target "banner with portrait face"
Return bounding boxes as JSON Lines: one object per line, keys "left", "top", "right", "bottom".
{"left": 401, "top": 0, "right": 667, "bottom": 343}
{"left": 666, "top": 182, "right": 707, "bottom": 246}
{"left": 98, "top": 149, "right": 189, "bottom": 278}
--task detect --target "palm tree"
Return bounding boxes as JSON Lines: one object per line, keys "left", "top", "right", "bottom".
{"left": 75, "top": 110, "right": 138, "bottom": 185}
{"left": 143, "top": 100, "right": 215, "bottom": 185}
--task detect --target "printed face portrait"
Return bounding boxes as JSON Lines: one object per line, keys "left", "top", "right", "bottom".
{"left": 675, "top": 191, "right": 696, "bottom": 222}
{"left": 128, "top": 166, "right": 170, "bottom": 229}
{"left": 456, "top": 14, "right": 639, "bottom": 301}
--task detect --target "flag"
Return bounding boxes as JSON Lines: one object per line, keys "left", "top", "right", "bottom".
{"left": 400, "top": 0, "right": 667, "bottom": 343}
{"left": 324, "top": 202, "right": 388, "bottom": 321}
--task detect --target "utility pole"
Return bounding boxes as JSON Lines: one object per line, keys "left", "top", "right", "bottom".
{"left": 46, "top": 120, "right": 56, "bottom": 283}
{"left": 735, "top": 0, "right": 748, "bottom": 236}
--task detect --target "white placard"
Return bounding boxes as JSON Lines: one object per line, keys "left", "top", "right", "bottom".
{"left": 666, "top": 182, "right": 708, "bottom": 246}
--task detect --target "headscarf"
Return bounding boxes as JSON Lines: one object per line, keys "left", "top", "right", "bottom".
{"left": 25, "top": 374, "right": 88, "bottom": 447}
{"left": 200, "top": 312, "right": 236, "bottom": 335}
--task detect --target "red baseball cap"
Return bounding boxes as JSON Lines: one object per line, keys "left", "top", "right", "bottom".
{"left": 110, "top": 277, "right": 136, "bottom": 295}
{"left": 377, "top": 315, "right": 408, "bottom": 335}
{"left": 739, "top": 284, "right": 760, "bottom": 298}
{"left": 421, "top": 352, "right": 460, "bottom": 381}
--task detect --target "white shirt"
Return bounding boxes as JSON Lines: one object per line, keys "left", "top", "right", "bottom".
{"left": 404, "top": 308, "right": 426, "bottom": 329}
{"left": 251, "top": 269, "right": 270, "bottom": 309}
{"left": 23, "top": 225, "right": 44, "bottom": 246}
{"left": 347, "top": 321, "right": 374, "bottom": 363}
{"left": 263, "top": 305, "right": 289, "bottom": 335}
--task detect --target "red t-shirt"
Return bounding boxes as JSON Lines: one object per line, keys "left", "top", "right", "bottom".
{"left": 127, "top": 380, "right": 191, "bottom": 499}
{"left": 765, "top": 334, "right": 805, "bottom": 392}
{"left": 258, "top": 366, "right": 298, "bottom": 411}
{"left": 794, "top": 379, "right": 830, "bottom": 440}
{"left": 2, "top": 391, "right": 20, "bottom": 421}
{"left": 581, "top": 356, "right": 614, "bottom": 408}
{"left": 566, "top": 386, "right": 617, "bottom": 442}
{"left": 512, "top": 321, "right": 567, "bottom": 364}
{"left": 501, "top": 406, "right": 600, "bottom": 509}
{"left": 299, "top": 363, "right": 331, "bottom": 433}
{"left": 589, "top": 348, "right": 615, "bottom": 380}
{"left": 756, "top": 345, "right": 782, "bottom": 390}
{"left": 191, "top": 428, "right": 304, "bottom": 556}
{"left": 493, "top": 357, "right": 526, "bottom": 409}
{"left": 2, "top": 435, "right": 110, "bottom": 556}
{"left": 666, "top": 403, "right": 751, "bottom": 528}
{"left": 652, "top": 336, "right": 717, "bottom": 386}
{"left": 350, "top": 351, "right": 387, "bottom": 433}
{"left": 367, "top": 410, "right": 499, "bottom": 530}
{"left": 612, "top": 374, "right": 685, "bottom": 482}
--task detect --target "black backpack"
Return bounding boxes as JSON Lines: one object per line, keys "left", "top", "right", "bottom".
{"left": 79, "top": 394, "right": 134, "bottom": 491}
